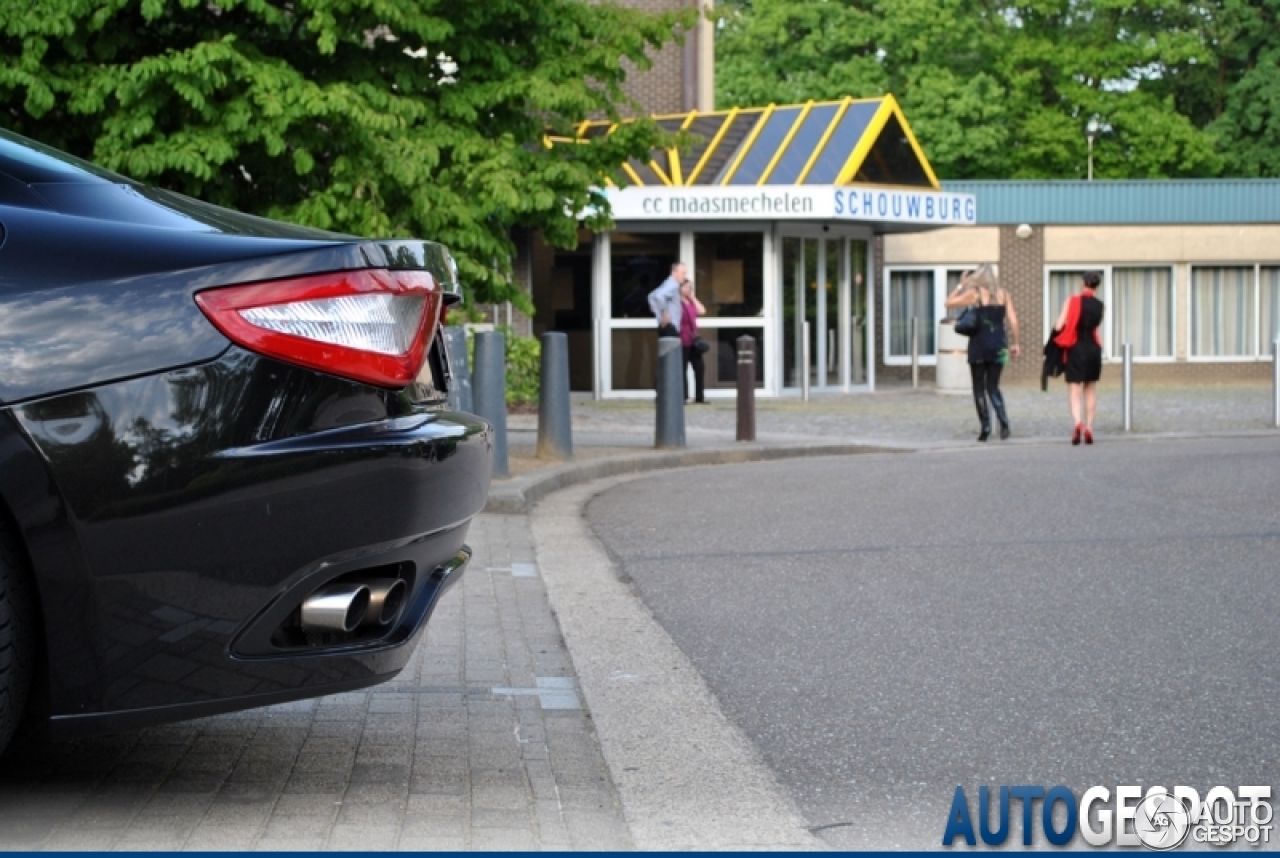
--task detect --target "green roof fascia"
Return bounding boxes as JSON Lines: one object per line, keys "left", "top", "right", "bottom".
{"left": 941, "top": 179, "right": 1280, "bottom": 225}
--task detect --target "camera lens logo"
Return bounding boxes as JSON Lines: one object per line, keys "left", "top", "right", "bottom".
{"left": 1134, "top": 793, "right": 1192, "bottom": 850}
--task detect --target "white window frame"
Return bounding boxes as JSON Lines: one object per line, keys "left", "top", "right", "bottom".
{"left": 599, "top": 225, "right": 775, "bottom": 397}
{"left": 1187, "top": 263, "right": 1274, "bottom": 363}
{"left": 882, "top": 264, "right": 987, "bottom": 367}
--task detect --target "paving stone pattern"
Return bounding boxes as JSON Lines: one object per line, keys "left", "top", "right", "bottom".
{"left": 0, "top": 515, "right": 631, "bottom": 851}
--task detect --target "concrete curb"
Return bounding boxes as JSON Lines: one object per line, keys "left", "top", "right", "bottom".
{"left": 483, "top": 442, "right": 908, "bottom": 514}
{"left": 530, "top": 480, "right": 826, "bottom": 850}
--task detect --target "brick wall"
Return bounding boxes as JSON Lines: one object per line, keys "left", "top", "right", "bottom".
{"left": 998, "top": 225, "right": 1044, "bottom": 385}
{"left": 615, "top": 0, "right": 688, "bottom": 116}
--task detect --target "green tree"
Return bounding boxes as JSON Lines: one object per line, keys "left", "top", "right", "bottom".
{"left": 1, "top": 0, "right": 691, "bottom": 307}
{"left": 994, "top": 0, "right": 1220, "bottom": 179}
{"left": 715, "top": 0, "right": 1229, "bottom": 179}
{"left": 1149, "top": 0, "right": 1280, "bottom": 177}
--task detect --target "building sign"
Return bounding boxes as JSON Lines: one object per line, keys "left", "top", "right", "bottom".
{"left": 605, "top": 185, "right": 976, "bottom": 226}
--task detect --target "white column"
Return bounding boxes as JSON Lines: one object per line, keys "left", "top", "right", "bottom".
{"left": 866, "top": 236, "right": 876, "bottom": 392}
{"left": 679, "top": 231, "right": 695, "bottom": 270}
{"left": 762, "top": 224, "right": 779, "bottom": 396}
{"left": 592, "top": 231, "right": 612, "bottom": 399}
{"left": 796, "top": 240, "right": 806, "bottom": 392}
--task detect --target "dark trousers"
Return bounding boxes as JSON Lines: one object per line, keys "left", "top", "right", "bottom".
{"left": 969, "top": 361, "right": 1008, "bottom": 430}
{"left": 682, "top": 345, "right": 705, "bottom": 403}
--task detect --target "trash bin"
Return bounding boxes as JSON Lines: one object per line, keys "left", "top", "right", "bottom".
{"left": 936, "top": 319, "right": 969, "bottom": 395}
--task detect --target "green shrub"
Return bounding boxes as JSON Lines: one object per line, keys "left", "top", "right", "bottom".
{"left": 463, "top": 326, "right": 540, "bottom": 407}
{"left": 504, "top": 332, "right": 541, "bottom": 406}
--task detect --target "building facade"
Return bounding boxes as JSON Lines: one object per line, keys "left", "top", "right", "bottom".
{"left": 879, "top": 181, "right": 1280, "bottom": 387}
{"left": 527, "top": 97, "right": 979, "bottom": 397}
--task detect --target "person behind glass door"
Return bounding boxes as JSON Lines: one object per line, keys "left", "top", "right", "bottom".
{"left": 648, "top": 262, "right": 686, "bottom": 339}
{"left": 944, "top": 264, "right": 1021, "bottom": 441}
{"left": 679, "top": 278, "right": 707, "bottom": 403}
{"left": 1052, "top": 270, "right": 1105, "bottom": 445}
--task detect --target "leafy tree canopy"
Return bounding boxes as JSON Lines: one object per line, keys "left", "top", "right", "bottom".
{"left": 716, "top": 0, "right": 1278, "bottom": 179}
{"left": 1, "top": 0, "right": 692, "bottom": 307}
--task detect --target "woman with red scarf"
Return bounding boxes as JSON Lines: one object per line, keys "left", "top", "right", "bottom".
{"left": 1052, "top": 271, "right": 1105, "bottom": 444}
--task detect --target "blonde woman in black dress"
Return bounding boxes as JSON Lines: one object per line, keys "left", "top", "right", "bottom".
{"left": 1052, "top": 271, "right": 1105, "bottom": 444}
{"left": 945, "top": 265, "right": 1021, "bottom": 441}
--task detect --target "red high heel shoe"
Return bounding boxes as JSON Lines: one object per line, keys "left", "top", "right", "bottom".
{"left": 1071, "top": 423, "right": 1083, "bottom": 445}
{"left": 1084, "top": 427, "right": 1094, "bottom": 445}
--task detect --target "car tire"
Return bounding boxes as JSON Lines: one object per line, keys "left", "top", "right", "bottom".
{"left": 0, "top": 520, "right": 36, "bottom": 755}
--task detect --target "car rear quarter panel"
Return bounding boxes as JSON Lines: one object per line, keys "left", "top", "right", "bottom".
{"left": 2, "top": 348, "right": 492, "bottom": 725}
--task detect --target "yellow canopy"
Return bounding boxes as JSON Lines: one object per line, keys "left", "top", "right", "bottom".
{"left": 555, "top": 95, "right": 939, "bottom": 190}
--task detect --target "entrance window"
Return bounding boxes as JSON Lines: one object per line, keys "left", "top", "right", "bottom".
{"left": 1191, "top": 266, "right": 1255, "bottom": 357}
{"left": 1112, "top": 267, "right": 1173, "bottom": 358}
{"left": 693, "top": 233, "right": 765, "bottom": 318}
{"left": 611, "top": 329, "right": 659, "bottom": 391}
{"left": 882, "top": 266, "right": 974, "bottom": 365}
{"left": 706, "top": 329, "right": 765, "bottom": 389}
{"left": 611, "top": 233, "right": 679, "bottom": 320}
{"left": 1047, "top": 270, "right": 1084, "bottom": 322}
{"left": 887, "top": 270, "right": 935, "bottom": 358}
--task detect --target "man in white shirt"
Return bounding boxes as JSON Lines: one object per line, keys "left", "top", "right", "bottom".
{"left": 648, "top": 262, "right": 686, "bottom": 339}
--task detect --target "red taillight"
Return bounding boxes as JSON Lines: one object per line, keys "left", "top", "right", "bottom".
{"left": 195, "top": 269, "right": 442, "bottom": 388}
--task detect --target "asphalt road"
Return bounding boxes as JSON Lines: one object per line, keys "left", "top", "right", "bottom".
{"left": 585, "top": 438, "right": 1280, "bottom": 849}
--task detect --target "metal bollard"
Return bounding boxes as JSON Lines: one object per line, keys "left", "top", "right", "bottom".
{"left": 473, "top": 331, "right": 509, "bottom": 478}
{"left": 654, "top": 336, "right": 686, "bottom": 448}
{"left": 801, "top": 321, "right": 810, "bottom": 402}
{"left": 442, "top": 326, "right": 473, "bottom": 413}
{"left": 736, "top": 334, "right": 756, "bottom": 442}
{"left": 910, "top": 316, "right": 919, "bottom": 389}
{"left": 1273, "top": 338, "right": 1280, "bottom": 428}
{"left": 1122, "top": 342, "right": 1133, "bottom": 433}
{"left": 537, "top": 332, "right": 573, "bottom": 460}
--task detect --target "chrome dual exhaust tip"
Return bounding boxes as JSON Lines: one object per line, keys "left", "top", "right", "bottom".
{"left": 300, "top": 584, "right": 370, "bottom": 633}
{"left": 299, "top": 578, "right": 407, "bottom": 634}
{"left": 364, "top": 578, "right": 408, "bottom": 627}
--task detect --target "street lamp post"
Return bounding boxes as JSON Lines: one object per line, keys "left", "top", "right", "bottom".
{"left": 1086, "top": 118, "right": 1099, "bottom": 181}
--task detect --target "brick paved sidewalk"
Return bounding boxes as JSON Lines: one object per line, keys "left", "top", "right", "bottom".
{"left": 0, "top": 515, "right": 631, "bottom": 851}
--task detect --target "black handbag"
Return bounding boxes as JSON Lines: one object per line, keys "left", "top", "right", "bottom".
{"left": 693, "top": 336, "right": 710, "bottom": 354}
{"left": 954, "top": 306, "right": 979, "bottom": 337}
{"left": 953, "top": 287, "right": 983, "bottom": 337}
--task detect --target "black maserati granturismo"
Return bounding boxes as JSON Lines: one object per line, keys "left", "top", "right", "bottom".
{"left": 0, "top": 129, "right": 492, "bottom": 753}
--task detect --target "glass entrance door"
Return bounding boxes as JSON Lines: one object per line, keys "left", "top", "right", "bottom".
{"left": 781, "top": 234, "right": 870, "bottom": 391}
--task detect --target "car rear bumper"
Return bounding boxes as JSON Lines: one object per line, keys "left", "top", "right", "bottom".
{"left": 6, "top": 347, "right": 493, "bottom": 733}
{"left": 48, "top": 544, "right": 474, "bottom": 739}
